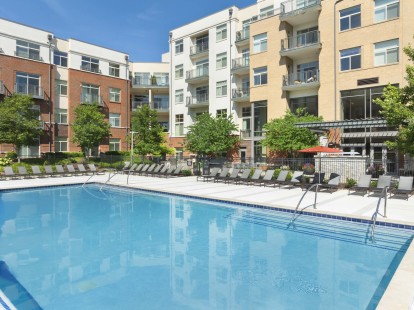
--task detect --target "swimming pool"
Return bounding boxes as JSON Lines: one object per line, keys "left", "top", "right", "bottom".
{"left": 0, "top": 184, "right": 412, "bottom": 309}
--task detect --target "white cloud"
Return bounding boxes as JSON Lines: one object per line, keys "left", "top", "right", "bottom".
{"left": 136, "top": 7, "right": 163, "bottom": 22}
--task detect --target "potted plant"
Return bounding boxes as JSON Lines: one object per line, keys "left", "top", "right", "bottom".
{"left": 302, "top": 163, "right": 315, "bottom": 175}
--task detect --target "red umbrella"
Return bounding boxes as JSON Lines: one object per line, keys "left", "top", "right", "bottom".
{"left": 299, "top": 146, "right": 341, "bottom": 153}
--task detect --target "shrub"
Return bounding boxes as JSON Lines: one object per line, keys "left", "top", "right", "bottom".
{"left": 0, "top": 157, "right": 13, "bottom": 166}
{"left": 6, "top": 151, "right": 17, "bottom": 159}
{"left": 181, "top": 169, "right": 192, "bottom": 176}
{"left": 345, "top": 178, "right": 357, "bottom": 188}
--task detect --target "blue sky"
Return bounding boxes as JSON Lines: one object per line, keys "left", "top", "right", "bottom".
{"left": 1, "top": 0, "right": 255, "bottom": 62}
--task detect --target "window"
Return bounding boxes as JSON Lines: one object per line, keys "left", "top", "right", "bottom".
{"left": 241, "top": 107, "right": 251, "bottom": 138}
{"left": 375, "top": 0, "right": 399, "bottom": 22}
{"left": 109, "top": 63, "right": 120, "bottom": 77}
{"left": 175, "top": 65, "right": 183, "bottom": 79}
{"left": 154, "top": 95, "right": 169, "bottom": 110}
{"left": 154, "top": 72, "right": 169, "bottom": 86}
{"left": 175, "top": 39, "right": 183, "bottom": 54}
{"left": 175, "top": 114, "right": 184, "bottom": 136}
{"left": 253, "top": 67, "right": 268, "bottom": 85}
{"left": 375, "top": 39, "right": 399, "bottom": 66}
{"left": 81, "top": 56, "right": 100, "bottom": 73}
{"left": 16, "top": 40, "right": 41, "bottom": 60}
{"left": 175, "top": 89, "right": 184, "bottom": 104}
{"left": 259, "top": 5, "right": 274, "bottom": 18}
{"left": 253, "top": 33, "right": 267, "bottom": 53}
{"left": 55, "top": 108, "right": 68, "bottom": 124}
{"left": 216, "top": 24, "right": 227, "bottom": 41}
{"left": 15, "top": 72, "right": 41, "bottom": 97}
{"left": 290, "top": 96, "right": 318, "bottom": 116}
{"left": 54, "top": 50, "right": 68, "bottom": 67}
{"left": 340, "top": 47, "right": 361, "bottom": 71}
{"left": 109, "top": 87, "right": 121, "bottom": 102}
{"left": 55, "top": 80, "right": 67, "bottom": 96}
{"left": 54, "top": 137, "right": 68, "bottom": 152}
{"left": 109, "top": 113, "right": 121, "bottom": 127}
{"left": 109, "top": 138, "right": 121, "bottom": 151}
{"left": 216, "top": 52, "right": 227, "bottom": 69}
{"left": 216, "top": 80, "right": 227, "bottom": 97}
{"left": 216, "top": 109, "right": 227, "bottom": 118}
{"left": 340, "top": 6, "right": 361, "bottom": 31}
{"left": 81, "top": 83, "right": 100, "bottom": 103}
{"left": 135, "top": 72, "right": 150, "bottom": 86}
{"left": 253, "top": 101, "right": 267, "bottom": 137}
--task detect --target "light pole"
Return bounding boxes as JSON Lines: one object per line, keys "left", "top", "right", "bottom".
{"left": 130, "top": 131, "right": 137, "bottom": 164}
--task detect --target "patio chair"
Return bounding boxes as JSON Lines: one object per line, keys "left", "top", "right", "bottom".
{"left": 390, "top": 176, "right": 414, "bottom": 200}
{"left": 44, "top": 165, "right": 59, "bottom": 177}
{"left": 87, "top": 163, "right": 106, "bottom": 175}
{"left": 142, "top": 163, "right": 157, "bottom": 176}
{"left": 283, "top": 171, "right": 304, "bottom": 189}
{"left": 17, "top": 166, "right": 32, "bottom": 179}
{"left": 126, "top": 163, "right": 138, "bottom": 175}
{"left": 56, "top": 165, "right": 71, "bottom": 177}
{"left": 135, "top": 164, "right": 150, "bottom": 175}
{"left": 223, "top": 169, "right": 240, "bottom": 184}
{"left": 245, "top": 168, "right": 262, "bottom": 185}
{"left": 66, "top": 164, "right": 81, "bottom": 176}
{"left": 369, "top": 175, "right": 392, "bottom": 196}
{"left": 231, "top": 169, "right": 251, "bottom": 185}
{"left": 152, "top": 165, "right": 169, "bottom": 177}
{"left": 319, "top": 173, "right": 341, "bottom": 193}
{"left": 214, "top": 167, "right": 231, "bottom": 183}
{"left": 3, "top": 166, "right": 19, "bottom": 179}
{"left": 157, "top": 166, "right": 176, "bottom": 177}
{"left": 263, "top": 170, "right": 288, "bottom": 188}
{"left": 164, "top": 166, "right": 184, "bottom": 178}
{"left": 146, "top": 164, "right": 164, "bottom": 176}
{"left": 256, "top": 169, "right": 275, "bottom": 186}
{"left": 302, "top": 172, "right": 325, "bottom": 191}
{"left": 31, "top": 166, "right": 47, "bottom": 178}
{"left": 76, "top": 164, "right": 91, "bottom": 175}
{"left": 119, "top": 161, "right": 131, "bottom": 174}
{"left": 197, "top": 167, "right": 220, "bottom": 182}
{"left": 348, "top": 174, "right": 372, "bottom": 196}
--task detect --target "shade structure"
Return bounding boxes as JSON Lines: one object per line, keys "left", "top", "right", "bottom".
{"left": 299, "top": 146, "right": 342, "bottom": 153}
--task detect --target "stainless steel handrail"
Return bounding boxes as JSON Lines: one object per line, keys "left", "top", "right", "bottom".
{"left": 290, "top": 183, "right": 319, "bottom": 224}
{"left": 370, "top": 186, "right": 388, "bottom": 242}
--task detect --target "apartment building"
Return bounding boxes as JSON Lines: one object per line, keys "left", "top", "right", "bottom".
{"left": 0, "top": 18, "right": 129, "bottom": 156}
{"left": 168, "top": 0, "right": 413, "bottom": 167}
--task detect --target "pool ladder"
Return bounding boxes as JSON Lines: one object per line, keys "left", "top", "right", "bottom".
{"left": 290, "top": 183, "right": 319, "bottom": 224}
{"left": 370, "top": 186, "right": 388, "bottom": 242}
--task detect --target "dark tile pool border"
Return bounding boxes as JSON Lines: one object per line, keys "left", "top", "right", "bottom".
{"left": 1, "top": 182, "right": 414, "bottom": 231}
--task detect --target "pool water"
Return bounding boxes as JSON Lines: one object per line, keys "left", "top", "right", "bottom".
{"left": 0, "top": 185, "right": 412, "bottom": 309}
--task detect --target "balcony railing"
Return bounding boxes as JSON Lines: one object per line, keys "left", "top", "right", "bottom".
{"left": 235, "top": 30, "right": 250, "bottom": 42}
{"left": 250, "top": 8, "right": 280, "bottom": 23}
{"left": 283, "top": 69, "right": 320, "bottom": 87}
{"left": 186, "top": 94, "right": 209, "bottom": 107}
{"left": 153, "top": 101, "right": 169, "bottom": 111}
{"left": 132, "top": 100, "right": 150, "bottom": 110}
{"left": 240, "top": 130, "right": 251, "bottom": 139}
{"left": 281, "top": 30, "right": 320, "bottom": 51}
{"left": 186, "top": 67, "right": 209, "bottom": 80}
{"left": 0, "top": 80, "right": 4, "bottom": 94}
{"left": 14, "top": 83, "right": 44, "bottom": 99}
{"left": 15, "top": 50, "right": 43, "bottom": 61}
{"left": 280, "top": 0, "right": 321, "bottom": 17}
{"left": 232, "top": 57, "right": 250, "bottom": 70}
{"left": 232, "top": 88, "right": 250, "bottom": 100}
{"left": 133, "top": 77, "right": 169, "bottom": 87}
{"left": 80, "top": 64, "right": 101, "bottom": 74}
{"left": 190, "top": 42, "right": 209, "bottom": 56}
{"left": 80, "top": 94, "right": 104, "bottom": 106}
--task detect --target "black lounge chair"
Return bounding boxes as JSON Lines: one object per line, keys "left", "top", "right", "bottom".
{"left": 3, "top": 167, "right": 19, "bottom": 179}
{"left": 87, "top": 163, "right": 106, "bottom": 175}
{"left": 348, "top": 174, "right": 372, "bottom": 196}
{"left": 232, "top": 169, "right": 251, "bottom": 185}
{"left": 256, "top": 169, "right": 275, "bottom": 186}
{"left": 283, "top": 171, "right": 304, "bottom": 189}
{"left": 245, "top": 169, "right": 263, "bottom": 185}
{"left": 135, "top": 164, "right": 150, "bottom": 175}
{"left": 126, "top": 163, "right": 138, "bottom": 175}
{"left": 55, "top": 165, "right": 71, "bottom": 176}
{"left": 17, "top": 166, "right": 32, "bottom": 179}
{"left": 164, "top": 166, "right": 184, "bottom": 178}
{"left": 214, "top": 168, "right": 231, "bottom": 183}
{"left": 146, "top": 164, "right": 164, "bottom": 176}
{"left": 66, "top": 164, "right": 81, "bottom": 176}
{"left": 223, "top": 169, "right": 240, "bottom": 184}
{"left": 76, "top": 164, "right": 91, "bottom": 175}
{"left": 31, "top": 166, "right": 47, "bottom": 178}
{"left": 44, "top": 165, "right": 59, "bottom": 177}
{"left": 263, "top": 170, "right": 288, "bottom": 188}
{"left": 143, "top": 163, "right": 157, "bottom": 176}
{"left": 390, "top": 176, "right": 413, "bottom": 200}
{"left": 302, "top": 172, "right": 325, "bottom": 191}
{"left": 119, "top": 161, "right": 131, "bottom": 174}
{"left": 197, "top": 167, "right": 220, "bottom": 182}
{"left": 152, "top": 165, "right": 169, "bottom": 177}
{"left": 319, "top": 173, "right": 341, "bottom": 193}
{"left": 157, "top": 166, "right": 176, "bottom": 177}
{"left": 369, "top": 175, "right": 392, "bottom": 196}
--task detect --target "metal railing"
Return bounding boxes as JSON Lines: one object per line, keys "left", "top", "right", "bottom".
{"left": 231, "top": 57, "right": 250, "bottom": 70}
{"left": 131, "top": 100, "right": 150, "bottom": 110}
{"left": 186, "top": 67, "right": 209, "bottom": 80}
{"left": 15, "top": 50, "right": 42, "bottom": 61}
{"left": 14, "top": 83, "right": 44, "bottom": 99}
{"left": 153, "top": 101, "right": 169, "bottom": 111}
{"left": 0, "top": 80, "right": 4, "bottom": 94}
{"left": 190, "top": 42, "right": 209, "bottom": 56}
{"left": 235, "top": 30, "right": 250, "bottom": 42}
{"left": 283, "top": 69, "right": 320, "bottom": 87}
{"left": 281, "top": 30, "right": 320, "bottom": 51}
{"left": 290, "top": 183, "right": 320, "bottom": 224}
{"left": 281, "top": 0, "right": 321, "bottom": 16}
{"left": 240, "top": 130, "right": 251, "bottom": 139}
{"left": 232, "top": 88, "right": 250, "bottom": 99}
{"left": 80, "top": 64, "right": 100, "bottom": 73}
{"left": 80, "top": 94, "right": 104, "bottom": 106}
{"left": 250, "top": 9, "right": 280, "bottom": 22}
{"left": 133, "top": 77, "right": 169, "bottom": 87}
{"left": 186, "top": 94, "right": 209, "bottom": 106}
{"left": 370, "top": 186, "right": 388, "bottom": 242}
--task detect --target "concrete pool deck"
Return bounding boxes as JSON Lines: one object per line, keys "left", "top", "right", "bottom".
{"left": 1, "top": 172, "right": 413, "bottom": 309}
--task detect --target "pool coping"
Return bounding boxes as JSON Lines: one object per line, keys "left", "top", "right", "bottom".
{"left": 1, "top": 181, "right": 414, "bottom": 308}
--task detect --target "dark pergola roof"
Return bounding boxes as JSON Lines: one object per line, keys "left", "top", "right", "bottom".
{"left": 294, "top": 118, "right": 388, "bottom": 129}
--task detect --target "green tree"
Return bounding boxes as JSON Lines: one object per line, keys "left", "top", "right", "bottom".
{"left": 261, "top": 109, "right": 322, "bottom": 157}
{"left": 185, "top": 113, "right": 239, "bottom": 157}
{"left": 0, "top": 94, "right": 43, "bottom": 155}
{"left": 375, "top": 44, "right": 414, "bottom": 155}
{"left": 72, "top": 104, "right": 111, "bottom": 159}
{"left": 131, "top": 104, "right": 168, "bottom": 159}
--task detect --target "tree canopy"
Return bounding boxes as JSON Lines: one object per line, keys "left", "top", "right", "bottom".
{"left": 261, "top": 109, "right": 323, "bottom": 157}
{"left": 0, "top": 94, "right": 43, "bottom": 153}
{"left": 131, "top": 104, "right": 172, "bottom": 157}
{"left": 375, "top": 44, "right": 414, "bottom": 155}
{"left": 72, "top": 104, "right": 111, "bottom": 158}
{"left": 185, "top": 113, "right": 239, "bottom": 156}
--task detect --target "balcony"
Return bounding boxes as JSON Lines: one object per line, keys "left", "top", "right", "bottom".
{"left": 186, "top": 94, "right": 209, "bottom": 108}
{"left": 235, "top": 30, "right": 250, "bottom": 47}
{"left": 282, "top": 69, "right": 320, "bottom": 91}
{"left": 280, "top": 31, "right": 321, "bottom": 58}
{"left": 185, "top": 67, "right": 209, "bottom": 84}
{"left": 132, "top": 77, "right": 169, "bottom": 89}
{"left": 250, "top": 8, "right": 280, "bottom": 23}
{"left": 231, "top": 57, "right": 250, "bottom": 75}
{"left": 0, "top": 80, "right": 4, "bottom": 94}
{"left": 14, "top": 50, "right": 43, "bottom": 61}
{"left": 80, "top": 64, "right": 101, "bottom": 74}
{"left": 15, "top": 83, "right": 44, "bottom": 99}
{"left": 231, "top": 88, "right": 250, "bottom": 103}
{"left": 280, "top": 0, "right": 321, "bottom": 26}
{"left": 80, "top": 94, "right": 104, "bottom": 106}
{"left": 190, "top": 42, "right": 209, "bottom": 59}
{"left": 132, "top": 100, "right": 150, "bottom": 111}
{"left": 153, "top": 101, "right": 169, "bottom": 114}
{"left": 240, "top": 130, "right": 251, "bottom": 140}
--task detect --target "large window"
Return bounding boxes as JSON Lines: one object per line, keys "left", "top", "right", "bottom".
{"left": 241, "top": 107, "right": 251, "bottom": 138}
{"left": 15, "top": 72, "right": 41, "bottom": 97}
{"left": 135, "top": 72, "right": 150, "bottom": 86}
{"left": 81, "top": 56, "right": 100, "bottom": 73}
{"left": 175, "top": 114, "right": 184, "bottom": 136}
{"left": 175, "top": 65, "right": 183, "bottom": 79}
{"left": 259, "top": 5, "right": 274, "bottom": 18}
{"left": 154, "top": 72, "right": 169, "bottom": 86}
{"left": 216, "top": 52, "right": 227, "bottom": 69}
{"left": 54, "top": 137, "right": 68, "bottom": 152}
{"left": 109, "top": 113, "right": 121, "bottom": 127}
{"left": 55, "top": 80, "right": 67, "bottom": 96}
{"left": 253, "top": 101, "right": 267, "bottom": 137}
{"left": 216, "top": 109, "right": 227, "bottom": 118}
{"left": 81, "top": 83, "right": 100, "bottom": 103}
{"left": 340, "top": 6, "right": 361, "bottom": 31}
{"left": 154, "top": 95, "right": 169, "bottom": 110}
{"left": 109, "top": 87, "right": 121, "bottom": 102}
{"left": 109, "top": 63, "right": 120, "bottom": 77}
{"left": 340, "top": 47, "right": 361, "bottom": 71}
{"left": 109, "top": 138, "right": 121, "bottom": 151}
{"left": 175, "top": 39, "right": 183, "bottom": 54}
{"left": 253, "top": 67, "right": 268, "bottom": 85}
{"left": 375, "top": 0, "right": 399, "bottom": 22}
{"left": 54, "top": 50, "right": 68, "bottom": 67}
{"left": 16, "top": 40, "right": 41, "bottom": 60}
{"left": 175, "top": 89, "right": 184, "bottom": 104}
{"left": 216, "top": 80, "right": 227, "bottom": 97}
{"left": 253, "top": 33, "right": 267, "bottom": 53}
{"left": 216, "top": 24, "right": 227, "bottom": 41}
{"left": 374, "top": 39, "right": 399, "bottom": 66}
{"left": 55, "top": 108, "right": 68, "bottom": 124}
{"left": 289, "top": 96, "right": 318, "bottom": 116}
